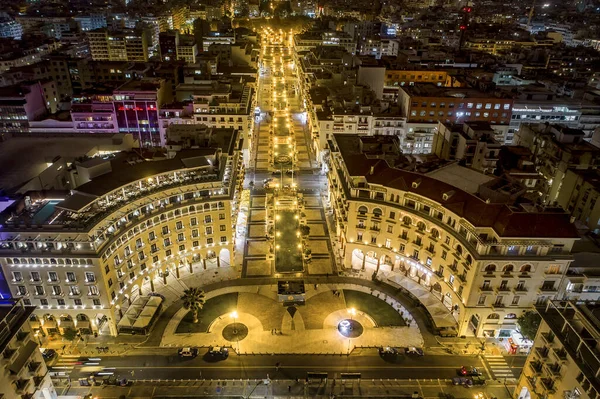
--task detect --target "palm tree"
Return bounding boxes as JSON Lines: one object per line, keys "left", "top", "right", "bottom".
{"left": 181, "top": 287, "right": 206, "bottom": 323}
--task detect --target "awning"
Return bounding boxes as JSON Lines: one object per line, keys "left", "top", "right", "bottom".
{"left": 146, "top": 296, "right": 162, "bottom": 307}
{"left": 384, "top": 271, "right": 458, "bottom": 329}
{"left": 76, "top": 320, "right": 90, "bottom": 329}
{"left": 56, "top": 192, "right": 98, "bottom": 212}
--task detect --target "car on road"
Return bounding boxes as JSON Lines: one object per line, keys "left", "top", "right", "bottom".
{"left": 40, "top": 348, "right": 56, "bottom": 360}
{"left": 263, "top": 178, "right": 273, "bottom": 184}
{"left": 458, "top": 366, "right": 482, "bottom": 376}
{"left": 207, "top": 346, "right": 229, "bottom": 359}
{"left": 272, "top": 170, "right": 281, "bottom": 175}
{"left": 404, "top": 347, "right": 424, "bottom": 356}
{"left": 285, "top": 169, "right": 294, "bottom": 175}
{"left": 178, "top": 347, "right": 199, "bottom": 358}
{"left": 378, "top": 347, "right": 398, "bottom": 356}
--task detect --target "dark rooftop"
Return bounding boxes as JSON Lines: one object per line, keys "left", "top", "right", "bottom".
{"left": 333, "top": 134, "right": 579, "bottom": 239}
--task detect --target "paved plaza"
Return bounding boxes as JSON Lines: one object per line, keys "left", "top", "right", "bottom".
{"left": 160, "top": 284, "right": 424, "bottom": 354}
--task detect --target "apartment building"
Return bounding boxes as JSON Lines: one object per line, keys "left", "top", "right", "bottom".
{"left": 398, "top": 84, "right": 514, "bottom": 126}
{"left": 87, "top": 28, "right": 150, "bottom": 62}
{"left": 0, "top": 82, "right": 47, "bottom": 135}
{"left": 513, "top": 123, "right": 600, "bottom": 205}
{"left": 0, "top": 299, "right": 56, "bottom": 399}
{"left": 293, "top": 31, "right": 357, "bottom": 55}
{"left": 113, "top": 78, "right": 173, "bottom": 147}
{"left": 384, "top": 69, "right": 450, "bottom": 88}
{"left": 328, "top": 134, "right": 579, "bottom": 337}
{"left": 433, "top": 121, "right": 503, "bottom": 174}
{"left": 176, "top": 35, "right": 198, "bottom": 64}
{"left": 0, "top": 130, "right": 244, "bottom": 337}
{"left": 554, "top": 169, "right": 600, "bottom": 233}
{"left": 166, "top": 79, "right": 255, "bottom": 164}
{"left": 0, "top": 16, "right": 23, "bottom": 40}
{"left": 515, "top": 301, "right": 600, "bottom": 399}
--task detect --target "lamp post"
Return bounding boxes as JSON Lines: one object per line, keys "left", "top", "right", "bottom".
{"left": 348, "top": 308, "right": 356, "bottom": 321}
{"left": 231, "top": 311, "right": 238, "bottom": 335}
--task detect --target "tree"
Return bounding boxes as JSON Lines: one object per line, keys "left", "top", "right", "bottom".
{"left": 517, "top": 310, "right": 542, "bottom": 341}
{"left": 62, "top": 329, "right": 78, "bottom": 342}
{"left": 299, "top": 224, "right": 311, "bottom": 236}
{"left": 181, "top": 287, "right": 206, "bottom": 323}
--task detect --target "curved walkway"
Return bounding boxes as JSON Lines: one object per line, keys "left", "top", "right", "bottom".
{"left": 143, "top": 272, "right": 439, "bottom": 348}
{"left": 158, "top": 282, "right": 423, "bottom": 354}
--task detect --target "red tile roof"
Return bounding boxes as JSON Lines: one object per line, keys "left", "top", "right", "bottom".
{"left": 334, "top": 134, "right": 579, "bottom": 239}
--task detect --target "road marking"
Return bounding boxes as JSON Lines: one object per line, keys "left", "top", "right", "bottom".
{"left": 484, "top": 355, "right": 515, "bottom": 379}
{"left": 94, "top": 365, "right": 465, "bottom": 370}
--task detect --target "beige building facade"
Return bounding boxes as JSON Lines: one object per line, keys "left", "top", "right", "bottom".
{"left": 328, "top": 134, "right": 579, "bottom": 337}
{"left": 0, "top": 130, "right": 243, "bottom": 337}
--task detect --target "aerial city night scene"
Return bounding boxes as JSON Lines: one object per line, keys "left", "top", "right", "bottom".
{"left": 0, "top": 0, "right": 600, "bottom": 397}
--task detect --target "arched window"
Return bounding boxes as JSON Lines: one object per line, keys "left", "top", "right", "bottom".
{"left": 373, "top": 208, "right": 383, "bottom": 217}
{"left": 520, "top": 264, "right": 531, "bottom": 273}
{"left": 502, "top": 264, "right": 514, "bottom": 273}
{"left": 456, "top": 245, "right": 463, "bottom": 255}
{"left": 484, "top": 264, "right": 496, "bottom": 272}
{"left": 504, "top": 313, "right": 517, "bottom": 319}
{"left": 487, "top": 313, "right": 500, "bottom": 319}
{"left": 466, "top": 254, "right": 473, "bottom": 265}
{"left": 402, "top": 216, "right": 412, "bottom": 225}
{"left": 431, "top": 228, "right": 440, "bottom": 239}
{"left": 358, "top": 206, "right": 368, "bottom": 215}
{"left": 417, "top": 221, "right": 426, "bottom": 232}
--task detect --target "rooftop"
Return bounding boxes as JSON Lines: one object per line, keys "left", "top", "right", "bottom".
{"left": 400, "top": 83, "right": 512, "bottom": 99}
{"left": 333, "top": 134, "right": 579, "bottom": 239}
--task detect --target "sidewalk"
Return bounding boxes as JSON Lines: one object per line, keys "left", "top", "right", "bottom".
{"left": 59, "top": 377, "right": 517, "bottom": 399}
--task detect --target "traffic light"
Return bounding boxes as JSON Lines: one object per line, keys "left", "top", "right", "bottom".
{"left": 462, "top": 6, "right": 472, "bottom": 12}
{"left": 460, "top": 25, "right": 467, "bottom": 30}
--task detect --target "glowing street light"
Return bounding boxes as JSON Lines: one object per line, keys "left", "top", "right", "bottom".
{"left": 348, "top": 308, "right": 356, "bottom": 321}
{"left": 231, "top": 310, "right": 239, "bottom": 334}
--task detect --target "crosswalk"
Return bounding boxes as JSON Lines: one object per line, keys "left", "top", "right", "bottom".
{"left": 485, "top": 355, "right": 515, "bottom": 379}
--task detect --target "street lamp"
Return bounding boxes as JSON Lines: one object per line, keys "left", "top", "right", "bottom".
{"left": 231, "top": 311, "right": 238, "bottom": 335}
{"left": 348, "top": 308, "right": 356, "bottom": 321}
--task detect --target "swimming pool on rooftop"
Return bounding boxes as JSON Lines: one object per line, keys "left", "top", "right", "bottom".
{"left": 32, "top": 200, "right": 60, "bottom": 225}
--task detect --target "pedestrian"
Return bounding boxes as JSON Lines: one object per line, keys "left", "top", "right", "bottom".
{"left": 288, "top": 385, "right": 291, "bottom": 392}
{"left": 271, "top": 329, "right": 273, "bottom": 335}
{"left": 275, "top": 362, "right": 281, "bottom": 371}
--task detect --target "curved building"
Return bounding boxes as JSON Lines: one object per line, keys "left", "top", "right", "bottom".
{"left": 328, "top": 134, "right": 579, "bottom": 338}
{"left": 0, "top": 128, "right": 243, "bottom": 336}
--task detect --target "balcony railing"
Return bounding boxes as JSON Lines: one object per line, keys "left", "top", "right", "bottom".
{"left": 529, "top": 361, "right": 543, "bottom": 375}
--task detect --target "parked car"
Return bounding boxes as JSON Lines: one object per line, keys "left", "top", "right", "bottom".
{"left": 285, "top": 169, "right": 294, "bottom": 175}
{"left": 378, "top": 347, "right": 398, "bottom": 356}
{"left": 404, "top": 347, "right": 424, "bottom": 356}
{"left": 452, "top": 377, "right": 473, "bottom": 387}
{"left": 263, "top": 178, "right": 273, "bottom": 184}
{"left": 40, "top": 348, "right": 56, "bottom": 360}
{"left": 458, "top": 366, "right": 482, "bottom": 376}
{"left": 207, "top": 346, "right": 229, "bottom": 359}
{"left": 178, "top": 347, "right": 199, "bottom": 358}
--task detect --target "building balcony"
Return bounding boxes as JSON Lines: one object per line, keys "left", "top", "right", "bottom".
{"left": 479, "top": 286, "right": 493, "bottom": 293}
{"left": 529, "top": 361, "right": 543, "bottom": 376}
{"left": 535, "top": 347, "right": 550, "bottom": 359}
{"left": 540, "top": 377, "right": 555, "bottom": 393}
{"left": 356, "top": 224, "right": 365, "bottom": 230}
{"left": 552, "top": 347, "right": 568, "bottom": 362}
{"left": 513, "top": 286, "right": 528, "bottom": 294}
{"left": 538, "top": 286, "right": 558, "bottom": 293}
{"left": 370, "top": 226, "right": 381, "bottom": 232}
{"left": 15, "top": 378, "right": 31, "bottom": 394}
{"left": 448, "top": 264, "right": 458, "bottom": 272}
{"left": 492, "top": 303, "right": 506, "bottom": 310}
{"left": 545, "top": 363, "right": 562, "bottom": 378}
{"left": 28, "top": 362, "right": 42, "bottom": 375}
{"left": 540, "top": 332, "right": 554, "bottom": 345}
{"left": 495, "top": 286, "right": 510, "bottom": 294}
{"left": 458, "top": 274, "right": 467, "bottom": 283}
